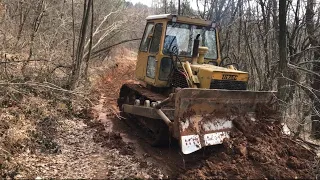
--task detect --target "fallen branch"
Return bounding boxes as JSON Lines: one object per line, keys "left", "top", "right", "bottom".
{"left": 0, "top": 81, "right": 82, "bottom": 94}
{"left": 0, "top": 59, "right": 48, "bottom": 64}
{"left": 0, "top": 81, "right": 93, "bottom": 106}
{"left": 91, "top": 38, "right": 141, "bottom": 58}
{"left": 107, "top": 107, "right": 122, "bottom": 120}
{"left": 283, "top": 136, "right": 318, "bottom": 155}
{"left": 297, "top": 137, "right": 320, "bottom": 149}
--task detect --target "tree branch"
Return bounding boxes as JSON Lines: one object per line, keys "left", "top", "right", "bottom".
{"left": 91, "top": 38, "right": 141, "bottom": 58}
{"left": 0, "top": 59, "right": 48, "bottom": 64}
{"left": 288, "top": 63, "right": 320, "bottom": 78}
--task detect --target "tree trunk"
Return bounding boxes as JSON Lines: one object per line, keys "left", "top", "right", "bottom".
{"left": 84, "top": 0, "right": 94, "bottom": 80}
{"left": 68, "top": 0, "right": 92, "bottom": 90}
{"left": 277, "top": 0, "right": 288, "bottom": 117}
{"left": 306, "top": 0, "right": 320, "bottom": 138}
{"left": 178, "top": 0, "right": 180, "bottom": 15}
{"left": 312, "top": 63, "right": 320, "bottom": 138}
{"left": 163, "top": 0, "right": 167, "bottom": 13}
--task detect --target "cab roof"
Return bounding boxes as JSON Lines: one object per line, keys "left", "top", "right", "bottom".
{"left": 146, "top": 14, "right": 213, "bottom": 26}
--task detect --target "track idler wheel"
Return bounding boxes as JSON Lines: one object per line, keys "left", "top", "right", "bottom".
{"left": 118, "top": 85, "right": 171, "bottom": 147}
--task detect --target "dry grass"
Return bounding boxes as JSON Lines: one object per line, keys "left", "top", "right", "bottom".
{"left": 0, "top": 48, "right": 166, "bottom": 179}
{"left": 0, "top": 85, "right": 80, "bottom": 178}
{"left": 0, "top": 47, "right": 135, "bottom": 178}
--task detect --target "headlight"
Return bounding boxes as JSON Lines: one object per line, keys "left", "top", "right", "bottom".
{"left": 147, "top": 56, "right": 156, "bottom": 78}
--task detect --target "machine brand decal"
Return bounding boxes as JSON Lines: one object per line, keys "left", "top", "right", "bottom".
{"left": 222, "top": 74, "right": 238, "bottom": 80}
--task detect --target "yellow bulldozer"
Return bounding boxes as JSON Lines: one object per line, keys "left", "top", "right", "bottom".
{"left": 118, "top": 14, "right": 277, "bottom": 154}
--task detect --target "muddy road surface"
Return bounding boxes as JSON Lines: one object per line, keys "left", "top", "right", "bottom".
{"left": 94, "top": 95, "right": 226, "bottom": 178}
{"left": 3, "top": 53, "right": 318, "bottom": 179}
{"left": 94, "top": 94, "right": 318, "bottom": 179}
{"left": 93, "top": 59, "right": 319, "bottom": 179}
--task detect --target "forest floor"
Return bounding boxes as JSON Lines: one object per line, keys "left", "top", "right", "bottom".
{"left": 1, "top": 50, "right": 320, "bottom": 179}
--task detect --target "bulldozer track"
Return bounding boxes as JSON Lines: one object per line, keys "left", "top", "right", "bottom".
{"left": 119, "top": 83, "right": 167, "bottom": 103}
{"left": 118, "top": 83, "right": 171, "bottom": 146}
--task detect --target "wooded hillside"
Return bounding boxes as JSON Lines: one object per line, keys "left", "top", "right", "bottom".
{"left": 0, "top": 0, "right": 319, "bottom": 178}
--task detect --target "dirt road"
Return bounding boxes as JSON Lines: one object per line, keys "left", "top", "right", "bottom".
{"left": 8, "top": 96, "right": 164, "bottom": 179}
{"left": 92, "top": 58, "right": 319, "bottom": 179}
{"left": 94, "top": 89, "right": 319, "bottom": 179}
{"left": 94, "top": 94, "right": 228, "bottom": 178}
{"left": 1, "top": 55, "right": 318, "bottom": 179}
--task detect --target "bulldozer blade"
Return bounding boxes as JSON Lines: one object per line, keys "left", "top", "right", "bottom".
{"left": 173, "top": 88, "right": 278, "bottom": 154}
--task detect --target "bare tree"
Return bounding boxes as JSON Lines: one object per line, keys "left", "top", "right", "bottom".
{"left": 68, "top": 0, "right": 93, "bottom": 90}
{"left": 277, "top": 0, "right": 288, "bottom": 109}
{"left": 178, "top": 0, "right": 181, "bottom": 15}
{"left": 306, "top": 0, "right": 320, "bottom": 138}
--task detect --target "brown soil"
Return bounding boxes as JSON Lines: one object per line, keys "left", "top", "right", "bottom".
{"left": 88, "top": 120, "right": 135, "bottom": 156}
{"left": 0, "top": 51, "right": 165, "bottom": 179}
{"left": 5, "top": 49, "right": 314, "bottom": 179}
{"left": 94, "top": 54, "right": 318, "bottom": 179}
{"left": 179, "top": 116, "right": 316, "bottom": 179}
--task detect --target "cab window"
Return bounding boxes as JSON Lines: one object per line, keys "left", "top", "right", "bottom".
{"left": 149, "top": 23, "right": 163, "bottom": 53}
{"left": 139, "top": 23, "right": 154, "bottom": 52}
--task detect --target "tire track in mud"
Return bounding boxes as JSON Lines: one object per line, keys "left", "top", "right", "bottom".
{"left": 92, "top": 59, "right": 232, "bottom": 178}
{"left": 93, "top": 94, "right": 230, "bottom": 178}
{"left": 97, "top": 95, "right": 318, "bottom": 179}
{"left": 94, "top": 56, "right": 319, "bottom": 179}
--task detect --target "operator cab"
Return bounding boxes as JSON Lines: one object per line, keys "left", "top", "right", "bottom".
{"left": 135, "top": 14, "right": 221, "bottom": 88}
{"left": 163, "top": 21, "right": 218, "bottom": 60}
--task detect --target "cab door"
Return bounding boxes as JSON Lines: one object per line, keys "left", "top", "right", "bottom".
{"left": 135, "top": 22, "right": 164, "bottom": 86}
{"left": 146, "top": 23, "right": 163, "bottom": 85}
{"left": 135, "top": 22, "right": 154, "bottom": 81}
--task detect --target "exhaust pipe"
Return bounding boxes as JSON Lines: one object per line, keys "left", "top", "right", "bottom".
{"left": 192, "top": 34, "right": 200, "bottom": 64}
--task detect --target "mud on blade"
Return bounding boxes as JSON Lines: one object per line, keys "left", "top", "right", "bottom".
{"left": 173, "top": 89, "right": 278, "bottom": 154}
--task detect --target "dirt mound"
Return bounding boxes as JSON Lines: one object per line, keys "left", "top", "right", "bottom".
{"left": 180, "top": 115, "right": 316, "bottom": 179}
